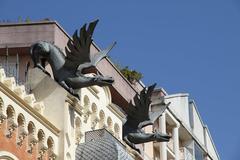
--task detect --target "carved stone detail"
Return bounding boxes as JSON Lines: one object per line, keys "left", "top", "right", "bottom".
{"left": 28, "top": 139, "right": 38, "bottom": 154}
{"left": 38, "top": 146, "right": 48, "bottom": 160}
{"left": 17, "top": 131, "right": 28, "bottom": 146}
{"left": 83, "top": 110, "right": 91, "bottom": 123}
{"left": 48, "top": 152, "right": 57, "bottom": 160}
{"left": 0, "top": 113, "right": 6, "bottom": 126}
{"left": 91, "top": 117, "right": 100, "bottom": 130}
{"left": 75, "top": 132, "right": 84, "bottom": 145}
{"left": 6, "top": 123, "right": 17, "bottom": 138}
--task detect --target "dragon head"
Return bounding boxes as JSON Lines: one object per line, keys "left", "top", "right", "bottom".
{"left": 154, "top": 131, "right": 171, "bottom": 142}
{"left": 31, "top": 41, "right": 51, "bottom": 58}
{"left": 92, "top": 74, "right": 114, "bottom": 86}
{"left": 30, "top": 41, "right": 53, "bottom": 71}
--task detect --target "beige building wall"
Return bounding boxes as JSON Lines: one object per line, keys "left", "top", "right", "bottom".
{"left": 0, "top": 68, "right": 59, "bottom": 159}
{"left": 27, "top": 68, "right": 125, "bottom": 159}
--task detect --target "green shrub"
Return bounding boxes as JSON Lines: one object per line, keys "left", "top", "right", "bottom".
{"left": 120, "top": 66, "right": 143, "bottom": 84}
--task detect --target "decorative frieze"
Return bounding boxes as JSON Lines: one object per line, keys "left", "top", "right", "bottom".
{"left": 75, "top": 131, "right": 84, "bottom": 145}
{"left": 24, "top": 94, "right": 36, "bottom": 106}
{"left": 17, "top": 131, "right": 28, "bottom": 146}
{"left": 13, "top": 85, "right": 26, "bottom": 98}
{"left": 83, "top": 109, "right": 92, "bottom": 123}
{"left": 48, "top": 152, "right": 57, "bottom": 160}
{"left": 0, "top": 113, "right": 6, "bottom": 126}
{"left": 33, "top": 102, "right": 45, "bottom": 115}
{"left": 3, "top": 77, "right": 16, "bottom": 90}
{"left": 6, "top": 123, "right": 17, "bottom": 138}
{"left": 0, "top": 68, "right": 58, "bottom": 159}
{"left": 91, "top": 117, "right": 100, "bottom": 130}
{"left": 38, "top": 146, "right": 48, "bottom": 160}
{"left": 27, "top": 138, "right": 38, "bottom": 154}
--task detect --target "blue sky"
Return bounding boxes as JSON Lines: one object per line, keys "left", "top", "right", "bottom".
{"left": 1, "top": 0, "right": 239, "bottom": 159}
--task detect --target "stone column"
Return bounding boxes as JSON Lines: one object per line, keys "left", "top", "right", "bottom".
{"left": 159, "top": 113, "right": 167, "bottom": 160}
{"left": 173, "top": 124, "right": 180, "bottom": 160}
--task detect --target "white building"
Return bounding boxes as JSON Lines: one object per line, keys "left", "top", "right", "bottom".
{"left": 145, "top": 89, "right": 220, "bottom": 160}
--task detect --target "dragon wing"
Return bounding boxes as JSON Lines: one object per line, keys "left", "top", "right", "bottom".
{"left": 125, "top": 83, "right": 156, "bottom": 128}
{"left": 149, "top": 102, "right": 170, "bottom": 124}
{"left": 90, "top": 42, "right": 116, "bottom": 66}
{"left": 64, "top": 20, "right": 99, "bottom": 70}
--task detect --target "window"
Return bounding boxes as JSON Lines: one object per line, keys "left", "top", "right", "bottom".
{"left": 194, "top": 143, "right": 204, "bottom": 160}
{"left": 0, "top": 55, "right": 19, "bottom": 82}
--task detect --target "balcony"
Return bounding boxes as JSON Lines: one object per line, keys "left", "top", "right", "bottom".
{"left": 153, "top": 141, "right": 175, "bottom": 160}
{"left": 179, "top": 147, "right": 193, "bottom": 160}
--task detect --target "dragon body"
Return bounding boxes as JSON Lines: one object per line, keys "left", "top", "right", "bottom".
{"left": 30, "top": 20, "right": 115, "bottom": 98}
{"left": 123, "top": 84, "right": 171, "bottom": 152}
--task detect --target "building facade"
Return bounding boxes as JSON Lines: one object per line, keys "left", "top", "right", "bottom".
{"left": 0, "top": 21, "right": 219, "bottom": 160}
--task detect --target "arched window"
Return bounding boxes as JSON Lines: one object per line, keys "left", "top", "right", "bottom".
{"left": 83, "top": 96, "right": 91, "bottom": 123}
{"left": 37, "top": 129, "right": 46, "bottom": 159}
{"left": 47, "top": 136, "right": 54, "bottom": 150}
{"left": 107, "top": 117, "right": 113, "bottom": 133}
{"left": 0, "top": 97, "right": 4, "bottom": 113}
{"left": 47, "top": 136, "right": 56, "bottom": 159}
{"left": 75, "top": 117, "right": 83, "bottom": 144}
{"left": 90, "top": 103, "right": 99, "bottom": 130}
{"left": 98, "top": 110, "right": 105, "bottom": 128}
{"left": 0, "top": 97, "right": 6, "bottom": 125}
{"left": 28, "top": 121, "right": 35, "bottom": 136}
{"left": 91, "top": 103, "right": 97, "bottom": 114}
{"left": 17, "top": 114, "right": 27, "bottom": 146}
{"left": 17, "top": 114, "right": 26, "bottom": 134}
{"left": 37, "top": 129, "right": 45, "bottom": 144}
{"left": 114, "top": 123, "right": 120, "bottom": 138}
{"left": 27, "top": 121, "right": 37, "bottom": 153}
{"left": 6, "top": 105, "right": 15, "bottom": 121}
{"left": 6, "top": 105, "right": 16, "bottom": 138}
{"left": 83, "top": 96, "right": 90, "bottom": 109}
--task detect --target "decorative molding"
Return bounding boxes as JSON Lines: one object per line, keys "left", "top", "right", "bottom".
{"left": 83, "top": 109, "right": 91, "bottom": 123}
{"left": 38, "top": 146, "right": 48, "bottom": 160}
{"left": 0, "top": 113, "right": 6, "bottom": 126}
{"left": 6, "top": 123, "right": 17, "bottom": 138}
{"left": 75, "top": 132, "right": 83, "bottom": 145}
{"left": 17, "top": 131, "right": 28, "bottom": 146}
{"left": 87, "top": 87, "right": 100, "bottom": 99}
{"left": 66, "top": 95, "right": 83, "bottom": 116}
{"left": 107, "top": 103, "right": 126, "bottom": 123}
{"left": 91, "top": 117, "right": 100, "bottom": 130}
{"left": 27, "top": 139, "right": 38, "bottom": 154}
{"left": 0, "top": 82, "right": 60, "bottom": 136}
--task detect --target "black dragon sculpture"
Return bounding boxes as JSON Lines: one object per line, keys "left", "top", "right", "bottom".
{"left": 123, "top": 83, "right": 171, "bottom": 152}
{"left": 30, "top": 20, "right": 115, "bottom": 98}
